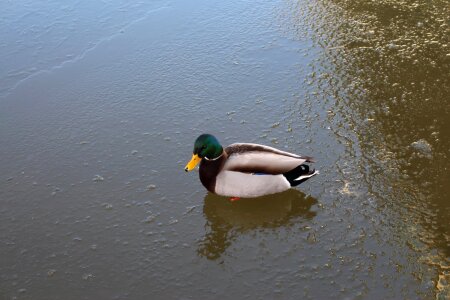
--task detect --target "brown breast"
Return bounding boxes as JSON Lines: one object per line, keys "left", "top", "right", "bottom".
{"left": 199, "top": 152, "right": 227, "bottom": 193}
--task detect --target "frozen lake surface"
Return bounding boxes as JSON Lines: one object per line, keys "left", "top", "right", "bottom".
{"left": 1, "top": 0, "right": 449, "bottom": 299}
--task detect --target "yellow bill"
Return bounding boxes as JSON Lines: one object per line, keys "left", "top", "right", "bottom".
{"left": 185, "top": 154, "right": 201, "bottom": 172}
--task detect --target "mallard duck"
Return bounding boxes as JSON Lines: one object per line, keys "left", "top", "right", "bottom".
{"left": 185, "top": 134, "right": 318, "bottom": 199}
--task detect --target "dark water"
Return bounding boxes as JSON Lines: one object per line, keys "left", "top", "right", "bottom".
{"left": 1, "top": 0, "right": 449, "bottom": 299}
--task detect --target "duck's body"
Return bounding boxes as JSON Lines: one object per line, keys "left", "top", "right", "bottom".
{"left": 185, "top": 134, "right": 318, "bottom": 198}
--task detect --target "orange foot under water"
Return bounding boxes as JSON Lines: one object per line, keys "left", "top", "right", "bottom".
{"left": 230, "top": 197, "right": 240, "bottom": 202}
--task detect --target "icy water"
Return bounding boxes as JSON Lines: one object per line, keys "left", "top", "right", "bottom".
{"left": 1, "top": 0, "right": 449, "bottom": 299}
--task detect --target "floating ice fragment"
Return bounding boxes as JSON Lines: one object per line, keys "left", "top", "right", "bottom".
{"left": 387, "top": 43, "right": 398, "bottom": 49}
{"left": 410, "top": 139, "right": 433, "bottom": 158}
{"left": 102, "top": 203, "right": 113, "bottom": 210}
{"left": 82, "top": 273, "right": 94, "bottom": 281}
{"left": 143, "top": 215, "right": 156, "bottom": 223}
{"left": 92, "top": 175, "right": 104, "bottom": 182}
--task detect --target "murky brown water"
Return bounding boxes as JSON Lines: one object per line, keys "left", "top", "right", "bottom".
{"left": 1, "top": 0, "right": 449, "bottom": 299}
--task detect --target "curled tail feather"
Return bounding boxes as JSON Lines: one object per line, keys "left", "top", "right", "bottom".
{"left": 283, "top": 164, "right": 318, "bottom": 187}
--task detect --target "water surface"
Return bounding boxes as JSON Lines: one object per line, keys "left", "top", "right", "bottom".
{"left": 1, "top": 0, "right": 449, "bottom": 299}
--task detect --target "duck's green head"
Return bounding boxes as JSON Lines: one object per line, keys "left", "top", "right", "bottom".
{"left": 185, "top": 134, "right": 223, "bottom": 172}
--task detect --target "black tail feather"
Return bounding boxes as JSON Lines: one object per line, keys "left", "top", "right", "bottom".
{"left": 283, "top": 164, "right": 317, "bottom": 187}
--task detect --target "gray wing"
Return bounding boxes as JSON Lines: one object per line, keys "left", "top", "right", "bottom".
{"left": 224, "top": 143, "right": 313, "bottom": 174}
{"left": 215, "top": 171, "right": 291, "bottom": 198}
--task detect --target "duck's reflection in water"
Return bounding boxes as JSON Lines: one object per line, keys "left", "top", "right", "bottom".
{"left": 197, "top": 189, "right": 317, "bottom": 260}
